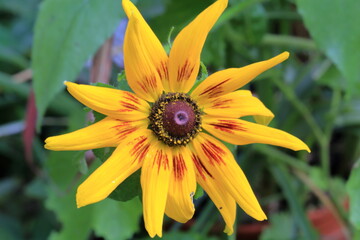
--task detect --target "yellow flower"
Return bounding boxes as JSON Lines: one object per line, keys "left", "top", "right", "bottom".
{"left": 45, "top": 0, "right": 310, "bottom": 237}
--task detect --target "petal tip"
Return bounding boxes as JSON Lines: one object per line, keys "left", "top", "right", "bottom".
{"left": 76, "top": 203, "right": 82, "bottom": 209}
{"left": 76, "top": 188, "right": 89, "bottom": 209}
{"left": 44, "top": 137, "right": 55, "bottom": 150}
{"left": 76, "top": 200, "right": 84, "bottom": 209}
{"left": 281, "top": 51, "right": 290, "bottom": 60}
{"left": 64, "top": 81, "right": 74, "bottom": 88}
{"left": 295, "top": 141, "right": 311, "bottom": 153}
{"left": 146, "top": 230, "right": 156, "bottom": 238}
{"left": 219, "top": 0, "right": 229, "bottom": 8}
{"left": 224, "top": 226, "right": 234, "bottom": 235}
{"left": 122, "top": 0, "right": 135, "bottom": 18}
{"left": 255, "top": 212, "right": 268, "bottom": 221}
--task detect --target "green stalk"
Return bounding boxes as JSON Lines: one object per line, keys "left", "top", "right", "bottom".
{"left": 192, "top": 200, "right": 216, "bottom": 233}
{"left": 262, "top": 34, "right": 317, "bottom": 51}
{"left": 270, "top": 164, "right": 318, "bottom": 239}
{"left": 253, "top": 144, "right": 310, "bottom": 173}
{"left": 272, "top": 78, "right": 324, "bottom": 145}
{"left": 275, "top": 77, "right": 330, "bottom": 186}
{"left": 272, "top": 77, "right": 349, "bottom": 231}
{"left": 266, "top": 11, "right": 302, "bottom": 20}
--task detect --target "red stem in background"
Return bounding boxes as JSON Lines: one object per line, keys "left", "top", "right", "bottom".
{"left": 23, "top": 89, "right": 41, "bottom": 175}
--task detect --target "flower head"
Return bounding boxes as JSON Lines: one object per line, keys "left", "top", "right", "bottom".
{"left": 45, "top": 0, "right": 310, "bottom": 237}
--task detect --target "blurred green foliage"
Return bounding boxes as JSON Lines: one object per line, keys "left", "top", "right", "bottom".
{"left": 1, "top": 0, "right": 360, "bottom": 239}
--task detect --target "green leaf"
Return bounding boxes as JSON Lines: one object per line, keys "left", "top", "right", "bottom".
{"left": 201, "top": 28, "right": 226, "bottom": 68}
{"left": 335, "top": 98, "right": 360, "bottom": 127}
{"left": 47, "top": 154, "right": 142, "bottom": 239}
{"left": 0, "top": 213, "right": 22, "bottom": 240}
{"left": 355, "top": 229, "right": 360, "bottom": 240}
{"left": 189, "top": 61, "right": 208, "bottom": 94}
{"left": 165, "top": 26, "right": 175, "bottom": 53}
{"left": 296, "top": 0, "right": 360, "bottom": 95}
{"left": 74, "top": 151, "right": 88, "bottom": 175}
{"left": 243, "top": 4, "right": 267, "bottom": 45}
{"left": 117, "top": 71, "right": 133, "bottom": 92}
{"left": 109, "top": 170, "right": 142, "bottom": 202}
{"left": 198, "top": 61, "right": 208, "bottom": 82}
{"left": 93, "top": 147, "right": 115, "bottom": 162}
{"left": 346, "top": 159, "right": 360, "bottom": 229}
{"left": 32, "top": 0, "right": 124, "bottom": 128}
{"left": 92, "top": 82, "right": 115, "bottom": 89}
{"left": 149, "top": 0, "right": 213, "bottom": 42}
{"left": 309, "top": 166, "right": 327, "bottom": 190}
{"left": 25, "top": 178, "right": 47, "bottom": 199}
{"left": 93, "top": 198, "right": 142, "bottom": 240}
{"left": 260, "top": 213, "right": 299, "bottom": 240}
{"left": 46, "top": 151, "right": 94, "bottom": 240}
{"left": 194, "top": 184, "right": 204, "bottom": 200}
{"left": 316, "top": 64, "right": 346, "bottom": 91}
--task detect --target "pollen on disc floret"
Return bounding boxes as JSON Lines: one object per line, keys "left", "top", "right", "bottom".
{"left": 149, "top": 92, "right": 202, "bottom": 146}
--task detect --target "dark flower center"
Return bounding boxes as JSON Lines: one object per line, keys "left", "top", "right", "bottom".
{"left": 149, "top": 93, "right": 202, "bottom": 146}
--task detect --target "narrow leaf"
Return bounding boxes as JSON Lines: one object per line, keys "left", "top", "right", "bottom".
{"left": 346, "top": 159, "right": 360, "bottom": 229}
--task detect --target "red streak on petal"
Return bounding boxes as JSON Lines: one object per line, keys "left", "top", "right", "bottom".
{"left": 118, "top": 101, "right": 139, "bottom": 112}
{"left": 112, "top": 121, "right": 138, "bottom": 140}
{"left": 201, "top": 140, "right": 226, "bottom": 166}
{"left": 210, "top": 98, "right": 233, "bottom": 109}
{"left": 173, "top": 153, "right": 187, "bottom": 180}
{"left": 130, "top": 136, "right": 150, "bottom": 163}
{"left": 138, "top": 144, "right": 150, "bottom": 163}
{"left": 209, "top": 119, "right": 246, "bottom": 134}
{"left": 177, "top": 59, "right": 194, "bottom": 82}
{"left": 157, "top": 60, "right": 169, "bottom": 80}
{"left": 123, "top": 92, "right": 140, "bottom": 104}
{"left": 199, "top": 78, "right": 230, "bottom": 98}
{"left": 191, "top": 153, "right": 212, "bottom": 180}
{"left": 146, "top": 74, "right": 157, "bottom": 89}
{"left": 138, "top": 74, "right": 158, "bottom": 92}
{"left": 154, "top": 149, "right": 170, "bottom": 172}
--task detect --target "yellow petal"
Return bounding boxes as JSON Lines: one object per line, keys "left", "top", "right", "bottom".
{"left": 122, "top": 0, "right": 170, "bottom": 91}
{"left": 141, "top": 138, "right": 173, "bottom": 238}
{"left": 165, "top": 146, "right": 196, "bottom": 223}
{"left": 203, "top": 117, "right": 310, "bottom": 152}
{"left": 191, "top": 52, "right": 289, "bottom": 101}
{"left": 124, "top": 10, "right": 165, "bottom": 102}
{"left": 65, "top": 82, "right": 150, "bottom": 120}
{"left": 190, "top": 149, "right": 236, "bottom": 234}
{"left": 168, "top": 0, "right": 228, "bottom": 93}
{"left": 45, "top": 117, "right": 148, "bottom": 151}
{"left": 76, "top": 129, "right": 152, "bottom": 208}
{"left": 200, "top": 90, "right": 274, "bottom": 123}
{"left": 192, "top": 133, "right": 267, "bottom": 221}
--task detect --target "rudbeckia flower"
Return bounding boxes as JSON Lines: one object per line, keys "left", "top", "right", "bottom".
{"left": 45, "top": 0, "right": 310, "bottom": 237}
